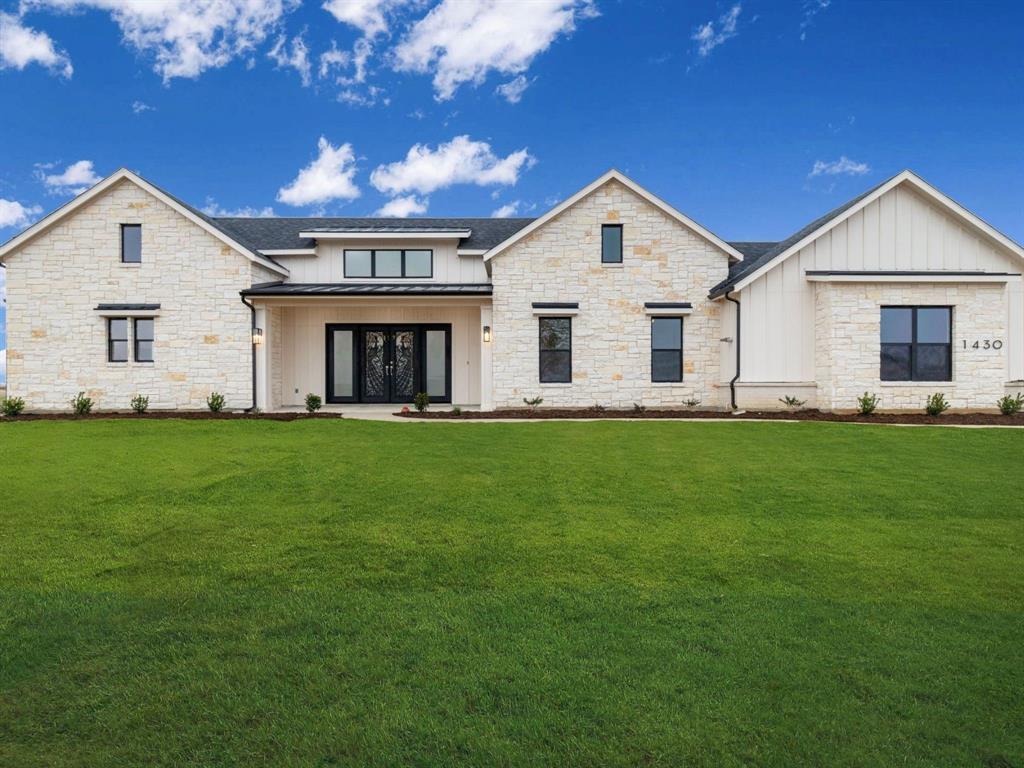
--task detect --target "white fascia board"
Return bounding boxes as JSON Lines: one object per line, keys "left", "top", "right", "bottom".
{"left": 482, "top": 169, "right": 745, "bottom": 263}
{"left": 806, "top": 271, "right": 1021, "bottom": 284}
{"left": 300, "top": 230, "right": 471, "bottom": 241}
{"left": 457, "top": 249, "right": 487, "bottom": 257}
{"left": 260, "top": 248, "right": 317, "bottom": 256}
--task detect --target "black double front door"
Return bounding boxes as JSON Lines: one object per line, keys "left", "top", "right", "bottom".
{"left": 326, "top": 324, "right": 451, "bottom": 404}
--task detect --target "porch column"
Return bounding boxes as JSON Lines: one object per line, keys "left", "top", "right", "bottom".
{"left": 254, "top": 305, "right": 270, "bottom": 411}
{"left": 480, "top": 305, "right": 494, "bottom": 411}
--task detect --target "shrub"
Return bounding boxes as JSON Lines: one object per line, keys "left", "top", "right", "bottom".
{"left": 451, "top": 406, "right": 462, "bottom": 416}
{"left": 856, "top": 392, "right": 880, "bottom": 416}
{"left": 591, "top": 404, "right": 606, "bottom": 412}
{"left": 779, "top": 395, "right": 807, "bottom": 409}
{"left": 305, "top": 393, "right": 322, "bottom": 413}
{"left": 996, "top": 392, "right": 1023, "bottom": 416}
{"left": 523, "top": 396, "right": 544, "bottom": 410}
{"left": 925, "top": 392, "right": 950, "bottom": 417}
{"left": 71, "top": 391, "right": 94, "bottom": 416}
{"left": 684, "top": 398, "right": 702, "bottom": 408}
{"left": 632, "top": 402, "right": 646, "bottom": 413}
{"left": 1, "top": 396, "right": 26, "bottom": 417}
{"left": 130, "top": 394, "right": 149, "bottom": 414}
{"left": 413, "top": 392, "right": 430, "bottom": 412}
{"left": 207, "top": 392, "right": 226, "bottom": 413}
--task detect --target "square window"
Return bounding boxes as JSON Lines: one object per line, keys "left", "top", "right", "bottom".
{"left": 344, "top": 250, "right": 372, "bottom": 277}
{"left": 121, "top": 224, "right": 142, "bottom": 263}
{"left": 880, "top": 307, "right": 951, "bottom": 382}
{"left": 375, "top": 250, "right": 402, "bottom": 277}
{"left": 405, "top": 250, "right": 432, "bottom": 278}
{"left": 602, "top": 224, "right": 623, "bottom": 264}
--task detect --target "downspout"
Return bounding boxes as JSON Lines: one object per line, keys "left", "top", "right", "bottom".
{"left": 240, "top": 294, "right": 257, "bottom": 412}
{"left": 725, "top": 289, "right": 741, "bottom": 411}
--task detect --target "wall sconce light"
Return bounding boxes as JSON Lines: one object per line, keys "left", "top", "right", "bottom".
{"left": 483, "top": 325, "right": 492, "bottom": 343}
{"left": 252, "top": 328, "right": 264, "bottom": 345}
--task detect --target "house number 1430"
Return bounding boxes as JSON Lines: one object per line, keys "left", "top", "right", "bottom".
{"left": 963, "top": 339, "right": 1003, "bottom": 350}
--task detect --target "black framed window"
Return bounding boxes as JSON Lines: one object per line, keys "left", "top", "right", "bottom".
{"left": 121, "top": 224, "right": 142, "bottom": 263}
{"left": 880, "top": 306, "right": 951, "bottom": 381}
{"left": 601, "top": 224, "right": 623, "bottom": 264}
{"left": 539, "top": 317, "right": 572, "bottom": 383}
{"left": 134, "top": 318, "right": 155, "bottom": 362}
{"left": 651, "top": 317, "right": 683, "bottom": 382}
{"left": 344, "top": 249, "right": 434, "bottom": 278}
{"left": 108, "top": 318, "right": 129, "bottom": 362}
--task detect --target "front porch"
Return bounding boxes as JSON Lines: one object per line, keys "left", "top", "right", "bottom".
{"left": 250, "top": 294, "right": 493, "bottom": 411}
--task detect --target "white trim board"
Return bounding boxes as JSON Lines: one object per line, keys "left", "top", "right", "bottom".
{"left": 805, "top": 271, "right": 1021, "bottom": 284}
{"left": 300, "top": 230, "right": 470, "bottom": 241}
{"left": 482, "top": 169, "right": 745, "bottom": 263}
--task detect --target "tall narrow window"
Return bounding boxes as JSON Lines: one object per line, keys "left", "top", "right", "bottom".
{"left": 108, "top": 318, "right": 129, "bottom": 362}
{"left": 880, "top": 306, "right": 951, "bottom": 381}
{"left": 651, "top": 317, "right": 683, "bottom": 382}
{"left": 121, "top": 224, "right": 142, "bottom": 263}
{"left": 134, "top": 318, "right": 155, "bottom": 362}
{"left": 602, "top": 224, "right": 623, "bottom": 264}
{"left": 539, "top": 317, "right": 572, "bottom": 383}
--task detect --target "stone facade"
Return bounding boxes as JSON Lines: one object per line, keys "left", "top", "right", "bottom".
{"left": 4, "top": 179, "right": 279, "bottom": 411}
{"left": 490, "top": 180, "right": 731, "bottom": 409}
{"left": 814, "top": 282, "right": 1008, "bottom": 410}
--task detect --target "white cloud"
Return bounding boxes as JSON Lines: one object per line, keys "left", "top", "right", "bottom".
{"left": 321, "top": 0, "right": 412, "bottom": 38}
{"left": 337, "top": 85, "right": 389, "bottom": 107}
{"left": 370, "top": 135, "right": 534, "bottom": 196}
{"left": 0, "top": 198, "right": 44, "bottom": 229}
{"left": 318, "top": 40, "right": 350, "bottom": 78}
{"left": 692, "top": 4, "right": 741, "bottom": 58}
{"left": 495, "top": 74, "right": 532, "bottom": 104}
{"left": 800, "top": 0, "right": 831, "bottom": 40}
{"left": 0, "top": 11, "right": 73, "bottom": 77}
{"left": 277, "top": 137, "right": 360, "bottom": 207}
{"left": 809, "top": 156, "right": 870, "bottom": 177}
{"left": 375, "top": 195, "right": 428, "bottom": 217}
{"left": 393, "top": 0, "right": 597, "bottom": 101}
{"left": 37, "top": 160, "right": 103, "bottom": 195}
{"left": 267, "top": 32, "right": 311, "bottom": 86}
{"left": 23, "top": 0, "right": 299, "bottom": 82}
{"left": 201, "top": 198, "right": 275, "bottom": 217}
{"left": 491, "top": 200, "right": 521, "bottom": 218}
{"left": 131, "top": 100, "right": 155, "bottom": 114}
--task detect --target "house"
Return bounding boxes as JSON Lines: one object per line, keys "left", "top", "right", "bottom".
{"left": 0, "top": 168, "right": 1021, "bottom": 412}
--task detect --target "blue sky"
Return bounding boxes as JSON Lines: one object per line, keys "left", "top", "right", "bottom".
{"left": 1, "top": 0, "right": 1023, "bottom": 383}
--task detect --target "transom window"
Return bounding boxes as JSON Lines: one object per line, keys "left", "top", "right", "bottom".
{"left": 880, "top": 306, "right": 952, "bottom": 381}
{"left": 601, "top": 224, "right": 623, "bottom": 264}
{"left": 344, "top": 249, "right": 433, "bottom": 278}
{"left": 121, "top": 224, "right": 142, "bottom": 263}
{"left": 539, "top": 317, "right": 572, "bottom": 383}
{"left": 651, "top": 317, "right": 683, "bottom": 382}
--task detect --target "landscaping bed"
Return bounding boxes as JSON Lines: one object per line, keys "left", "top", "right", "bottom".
{"left": 1, "top": 410, "right": 341, "bottom": 422}
{"left": 398, "top": 407, "right": 1024, "bottom": 425}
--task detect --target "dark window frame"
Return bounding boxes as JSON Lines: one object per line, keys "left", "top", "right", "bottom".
{"left": 651, "top": 316, "right": 684, "bottom": 383}
{"left": 880, "top": 306, "right": 952, "bottom": 382}
{"left": 538, "top": 316, "right": 572, "bottom": 384}
{"left": 601, "top": 224, "right": 623, "bottom": 264}
{"left": 134, "top": 318, "right": 155, "bottom": 363}
{"left": 343, "top": 248, "right": 434, "bottom": 279}
{"left": 107, "top": 318, "right": 129, "bottom": 363}
{"left": 121, "top": 223, "right": 142, "bottom": 263}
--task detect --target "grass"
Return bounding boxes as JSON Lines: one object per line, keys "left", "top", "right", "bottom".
{"left": 0, "top": 419, "right": 1022, "bottom": 767}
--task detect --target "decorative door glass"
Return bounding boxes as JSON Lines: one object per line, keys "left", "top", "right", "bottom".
{"left": 363, "top": 330, "right": 387, "bottom": 399}
{"left": 392, "top": 330, "right": 416, "bottom": 400}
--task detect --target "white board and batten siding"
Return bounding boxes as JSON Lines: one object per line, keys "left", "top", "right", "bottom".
{"left": 273, "top": 240, "right": 489, "bottom": 284}
{"left": 738, "top": 183, "right": 1024, "bottom": 383}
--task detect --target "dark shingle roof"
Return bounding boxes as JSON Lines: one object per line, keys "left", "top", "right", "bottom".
{"left": 727, "top": 241, "right": 778, "bottom": 260}
{"left": 214, "top": 217, "right": 536, "bottom": 253}
{"left": 709, "top": 174, "right": 899, "bottom": 297}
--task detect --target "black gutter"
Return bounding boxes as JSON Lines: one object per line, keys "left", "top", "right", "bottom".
{"left": 725, "top": 290, "right": 740, "bottom": 411}
{"left": 240, "top": 294, "right": 257, "bottom": 412}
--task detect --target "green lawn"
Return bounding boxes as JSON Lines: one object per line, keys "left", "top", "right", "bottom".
{"left": 0, "top": 420, "right": 1021, "bottom": 767}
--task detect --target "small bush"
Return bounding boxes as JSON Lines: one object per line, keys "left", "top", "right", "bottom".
{"left": 130, "top": 394, "right": 149, "bottom": 414}
{"left": 1, "top": 396, "right": 26, "bottom": 417}
{"left": 779, "top": 395, "right": 807, "bottom": 409}
{"left": 857, "top": 392, "right": 880, "bottom": 416}
{"left": 305, "top": 393, "right": 322, "bottom": 413}
{"left": 684, "top": 398, "right": 702, "bottom": 408}
{"left": 925, "top": 392, "right": 950, "bottom": 417}
{"left": 207, "top": 392, "right": 226, "bottom": 413}
{"left": 413, "top": 392, "right": 430, "bottom": 412}
{"left": 591, "top": 404, "right": 606, "bottom": 412}
{"left": 523, "top": 396, "right": 544, "bottom": 410}
{"left": 632, "top": 402, "right": 646, "bottom": 413}
{"left": 996, "top": 392, "right": 1023, "bottom": 416}
{"left": 71, "top": 391, "right": 94, "bottom": 416}
{"left": 451, "top": 406, "right": 462, "bottom": 416}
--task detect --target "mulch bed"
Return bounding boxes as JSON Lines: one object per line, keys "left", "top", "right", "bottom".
{"left": 398, "top": 408, "right": 1024, "bottom": 426}
{"left": 1, "top": 411, "right": 341, "bottom": 422}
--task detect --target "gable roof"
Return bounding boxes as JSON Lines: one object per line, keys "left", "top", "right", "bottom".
{"left": 0, "top": 168, "right": 290, "bottom": 277}
{"left": 214, "top": 216, "right": 534, "bottom": 253}
{"left": 709, "top": 170, "right": 1024, "bottom": 297}
{"left": 481, "top": 169, "right": 746, "bottom": 263}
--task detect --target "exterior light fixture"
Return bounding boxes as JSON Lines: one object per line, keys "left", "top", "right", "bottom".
{"left": 252, "top": 328, "right": 264, "bottom": 345}
{"left": 483, "top": 325, "right": 491, "bottom": 343}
